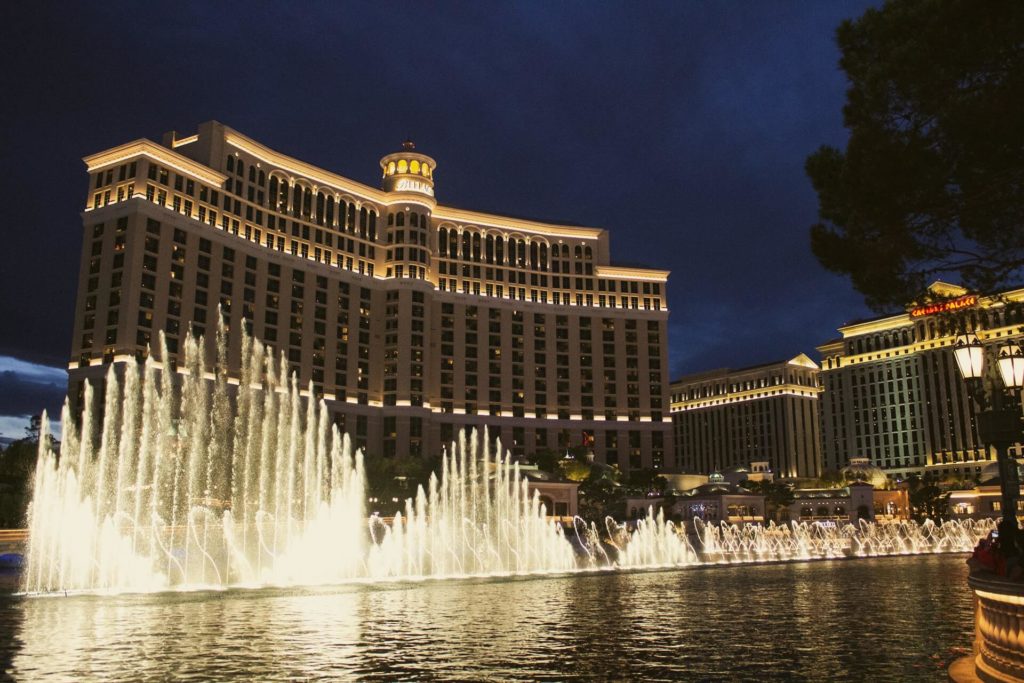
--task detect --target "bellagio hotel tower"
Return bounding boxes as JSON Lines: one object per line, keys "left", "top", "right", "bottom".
{"left": 70, "top": 121, "right": 672, "bottom": 470}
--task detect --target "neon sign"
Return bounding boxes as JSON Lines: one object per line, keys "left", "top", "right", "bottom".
{"left": 910, "top": 294, "right": 978, "bottom": 318}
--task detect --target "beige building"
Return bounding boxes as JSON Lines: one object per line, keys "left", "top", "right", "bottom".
{"left": 672, "top": 474, "right": 765, "bottom": 526}
{"left": 818, "top": 281, "right": 1024, "bottom": 480}
{"left": 670, "top": 354, "right": 822, "bottom": 479}
{"left": 70, "top": 121, "right": 672, "bottom": 470}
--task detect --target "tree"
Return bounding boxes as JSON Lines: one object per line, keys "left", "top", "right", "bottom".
{"left": 363, "top": 454, "right": 441, "bottom": 515}
{"left": 558, "top": 454, "right": 593, "bottom": 483}
{"left": 745, "top": 480, "right": 795, "bottom": 523}
{"left": 806, "top": 0, "right": 1024, "bottom": 311}
{"left": 530, "top": 448, "right": 562, "bottom": 474}
{"left": 24, "top": 415, "right": 41, "bottom": 443}
{"left": 576, "top": 464, "right": 624, "bottom": 522}
{"left": 905, "top": 473, "right": 946, "bottom": 521}
{"left": 623, "top": 469, "right": 668, "bottom": 496}
{"left": 818, "top": 469, "right": 845, "bottom": 489}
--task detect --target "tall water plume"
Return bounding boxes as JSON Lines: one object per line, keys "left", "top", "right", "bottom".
{"left": 23, "top": 319, "right": 994, "bottom": 595}
{"left": 25, "top": 321, "right": 576, "bottom": 593}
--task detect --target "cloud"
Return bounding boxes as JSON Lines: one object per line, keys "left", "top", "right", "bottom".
{"left": 0, "top": 356, "right": 66, "bottom": 385}
{"left": 0, "top": 356, "right": 67, "bottom": 430}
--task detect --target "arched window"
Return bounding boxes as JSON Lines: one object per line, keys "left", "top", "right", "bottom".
{"left": 410, "top": 160, "right": 420, "bottom": 174}
{"left": 388, "top": 213, "right": 394, "bottom": 226}
{"left": 237, "top": 160, "right": 245, "bottom": 177}
{"left": 302, "top": 188, "right": 312, "bottom": 218}
{"left": 517, "top": 240, "right": 526, "bottom": 266}
{"left": 539, "top": 243, "right": 548, "bottom": 270}
{"left": 396, "top": 212, "right": 405, "bottom": 227}
{"left": 584, "top": 245, "right": 592, "bottom": 259}
{"left": 410, "top": 212, "right": 419, "bottom": 227}
{"left": 449, "top": 231, "right": 458, "bottom": 259}
{"left": 258, "top": 170, "right": 265, "bottom": 186}
{"left": 495, "top": 236, "right": 504, "bottom": 264}
{"left": 561, "top": 244, "right": 569, "bottom": 258}
{"left": 278, "top": 180, "right": 289, "bottom": 212}
{"left": 485, "top": 234, "right": 494, "bottom": 263}
{"left": 369, "top": 211, "right": 377, "bottom": 242}
{"left": 249, "top": 166, "right": 256, "bottom": 183}
{"left": 226, "top": 156, "right": 235, "bottom": 173}
{"left": 472, "top": 232, "right": 481, "bottom": 261}
{"left": 462, "top": 232, "right": 471, "bottom": 260}
{"left": 326, "top": 196, "right": 335, "bottom": 226}
{"left": 292, "top": 185, "right": 302, "bottom": 216}
{"left": 439, "top": 229, "right": 448, "bottom": 254}
{"left": 347, "top": 204, "right": 356, "bottom": 231}
{"left": 315, "top": 192, "right": 325, "bottom": 225}
{"left": 398, "top": 159, "right": 408, "bottom": 173}
{"left": 574, "top": 245, "right": 582, "bottom": 259}
{"left": 530, "top": 242, "right": 538, "bottom": 269}
{"left": 359, "top": 207, "right": 368, "bottom": 238}
{"left": 387, "top": 161, "right": 396, "bottom": 175}
{"left": 269, "top": 176, "right": 278, "bottom": 206}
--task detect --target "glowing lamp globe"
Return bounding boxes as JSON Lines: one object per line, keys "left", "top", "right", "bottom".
{"left": 998, "top": 343, "right": 1024, "bottom": 389}
{"left": 953, "top": 333, "right": 985, "bottom": 380}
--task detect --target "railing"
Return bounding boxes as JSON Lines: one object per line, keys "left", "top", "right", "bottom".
{"left": 955, "top": 572, "right": 1024, "bottom": 682}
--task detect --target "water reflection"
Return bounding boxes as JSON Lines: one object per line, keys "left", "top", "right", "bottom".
{"left": 0, "top": 556, "right": 973, "bottom": 681}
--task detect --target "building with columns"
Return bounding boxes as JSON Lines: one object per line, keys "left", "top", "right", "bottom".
{"left": 818, "top": 281, "right": 1024, "bottom": 479}
{"left": 670, "top": 354, "right": 822, "bottom": 479}
{"left": 70, "top": 121, "right": 672, "bottom": 470}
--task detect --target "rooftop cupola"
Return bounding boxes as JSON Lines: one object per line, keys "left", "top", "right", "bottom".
{"left": 380, "top": 140, "right": 437, "bottom": 200}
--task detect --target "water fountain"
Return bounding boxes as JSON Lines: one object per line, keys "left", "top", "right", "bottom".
{"left": 23, "top": 322, "right": 994, "bottom": 595}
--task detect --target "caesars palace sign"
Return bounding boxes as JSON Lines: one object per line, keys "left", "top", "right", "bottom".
{"left": 910, "top": 294, "right": 979, "bottom": 318}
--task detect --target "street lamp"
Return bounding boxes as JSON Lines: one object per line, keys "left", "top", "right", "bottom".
{"left": 954, "top": 333, "right": 1024, "bottom": 530}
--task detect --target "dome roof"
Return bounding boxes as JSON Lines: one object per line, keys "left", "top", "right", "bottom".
{"left": 840, "top": 459, "right": 887, "bottom": 488}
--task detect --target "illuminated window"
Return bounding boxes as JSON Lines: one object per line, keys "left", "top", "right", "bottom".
{"left": 387, "top": 161, "right": 396, "bottom": 175}
{"left": 410, "top": 160, "right": 420, "bottom": 173}
{"left": 397, "top": 160, "right": 408, "bottom": 174}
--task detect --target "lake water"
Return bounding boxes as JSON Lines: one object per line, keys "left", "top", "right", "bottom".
{"left": 0, "top": 555, "right": 974, "bottom": 681}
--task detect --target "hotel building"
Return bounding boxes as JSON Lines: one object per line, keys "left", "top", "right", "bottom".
{"left": 817, "top": 281, "right": 1024, "bottom": 479}
{"left": 70, "top": 121, "right": 672, "bottom": 470}
{"left": 670, "top": 354, "right": 822, "bottom": 478}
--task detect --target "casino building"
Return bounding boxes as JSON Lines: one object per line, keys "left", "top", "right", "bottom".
{"left": 817, "top": 281, "right": 1024, "bottom": 479}
{"left": 70, "top": 121, "right": 672, "bottom": 470}
{"left": 669, "top": 354, "right": 822, "bottom": 479}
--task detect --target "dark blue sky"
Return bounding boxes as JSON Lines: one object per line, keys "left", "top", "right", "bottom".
{"left": 0, "top": 2, "right": 877, "bottom": 429}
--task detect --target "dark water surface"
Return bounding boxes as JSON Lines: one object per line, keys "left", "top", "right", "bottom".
{"left": 0, "top": 555, "right": 973, "bottom": 681}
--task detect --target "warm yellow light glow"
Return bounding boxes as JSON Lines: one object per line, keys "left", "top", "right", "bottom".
{"left": 171, "top": 134, "right": 199, "bottom": 148}
{"left": 596, "top": 266, "right": 670, "bottom": 282}
{"left": 84, "top": 140, "right": 228, "bottom": 186}
{"left": 410, "top": 160, "right": 420, "bottom": 173}
{"left": 397, "top": 160, "right": 408, "bottom": 173}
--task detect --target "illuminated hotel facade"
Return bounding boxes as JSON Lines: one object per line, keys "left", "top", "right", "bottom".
{"left": 670, "top": 354, "right": 822, "bottom": 479}
{"left": 70, "top": 121, "right": 672, "bottom": 470}
{"left": 817, "top": 282, "right": 1024, "bottom": 479}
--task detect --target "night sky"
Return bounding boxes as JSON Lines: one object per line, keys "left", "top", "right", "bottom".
{"left": 0, "top": 2, "right": 878, "bottom": 437}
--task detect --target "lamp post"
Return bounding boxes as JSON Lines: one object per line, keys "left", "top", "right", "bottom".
{"left": 953, "top": 333, "right": 1024, "bottom": 530}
